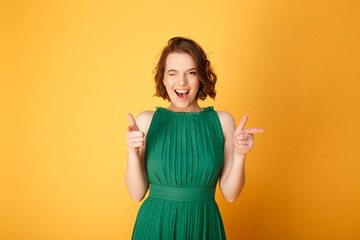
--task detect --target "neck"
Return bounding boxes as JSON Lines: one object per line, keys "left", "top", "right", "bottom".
{"left": 167, "top": 102, "right": 203, "bottom": 112}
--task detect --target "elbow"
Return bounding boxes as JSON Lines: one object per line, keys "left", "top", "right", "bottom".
{"left": 130, "top": 192, "right": 145, "bottom": 202}
{"left": 222, "top": 186, "right": 244, "bottom": 203}
{"left": 132, "top": 196, "right": 143, "bottom": 202}
{"left": 225, "top": 195, "right": 238, "bottom": 203}
{"left": 125, "top": 187, "right": 145, "bottom": 202}
{"left": 221, "top": 190, "right": 238, "bottom": 203}
{"left": 125, "top": 176, "right": 148, "bottom": 202}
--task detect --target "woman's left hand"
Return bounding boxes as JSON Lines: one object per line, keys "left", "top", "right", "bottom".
{"left": 233, "top": 115, "right": 264, "bottom": 155}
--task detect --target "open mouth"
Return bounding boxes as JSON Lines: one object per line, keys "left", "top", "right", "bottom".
{"left": 174, "top": 89, "right": 190, "bottom": 98}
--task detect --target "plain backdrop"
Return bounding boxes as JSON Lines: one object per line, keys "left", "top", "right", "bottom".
{"left": 1, "top": 0, "right": 359, "bottom": 239}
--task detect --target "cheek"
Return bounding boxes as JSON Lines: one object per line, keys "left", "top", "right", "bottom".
{"left": 162, "top": 77, "right": 173, "bottom": 95}
{"left": 163, "top": 76, "right": 174, "bottom": 87}
{"left": 192, "top": 79, "right": 200, "bottom": 92}
{"left": 162, "top": 77, "right": 169, "bottom": 89}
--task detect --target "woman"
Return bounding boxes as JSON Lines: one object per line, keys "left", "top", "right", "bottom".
{"left": 125, "top": 36, "right": 264, "bottom": 239}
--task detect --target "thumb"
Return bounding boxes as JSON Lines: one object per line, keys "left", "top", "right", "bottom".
{"left": 234, "top": 114, "right": 248, "bottom": 135}
{"left": 127, "top": 113, "right": 139, "bottom": 131}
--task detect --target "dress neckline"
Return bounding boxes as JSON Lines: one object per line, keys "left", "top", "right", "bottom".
{"left": 156, "top": 106, "right": 213, "bottom": 116}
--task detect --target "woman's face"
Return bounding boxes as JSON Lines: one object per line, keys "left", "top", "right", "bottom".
{"left": 163, "top": 52, "right": 200, "bottom": 111}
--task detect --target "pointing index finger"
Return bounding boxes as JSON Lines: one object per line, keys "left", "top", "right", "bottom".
{"left": 235, "top": 114, "right": 248, "bottom": 135}
{"left": 244, "top": 128, "right": 264, "bottom": 134}
{"left": 127, "top": 113, "right": 136, "bottom": 126}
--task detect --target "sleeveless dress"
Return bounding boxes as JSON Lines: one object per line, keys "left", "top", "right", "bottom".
{"left": 131, "top": 106, "right": 226, "bottom": 239}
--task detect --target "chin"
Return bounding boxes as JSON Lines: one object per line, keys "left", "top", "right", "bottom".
{"left": 169, "top": 97, "right": 198, "bottom": 110}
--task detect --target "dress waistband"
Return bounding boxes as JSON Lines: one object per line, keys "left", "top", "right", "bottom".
{"left": 149, "top": 184, "right": 216, "bottom": 201}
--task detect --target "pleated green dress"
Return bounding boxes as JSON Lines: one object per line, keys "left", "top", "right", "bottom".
{"left": 131, "top": 106, "right": 226, "bottom": 239}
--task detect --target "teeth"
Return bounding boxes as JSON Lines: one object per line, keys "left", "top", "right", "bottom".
{"left": 175, "top": 90, "right": 189, "bottom": 93}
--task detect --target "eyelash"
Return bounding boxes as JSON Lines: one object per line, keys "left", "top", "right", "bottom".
{"left": 169, "top": 71, "right": 196, "bottom": 76}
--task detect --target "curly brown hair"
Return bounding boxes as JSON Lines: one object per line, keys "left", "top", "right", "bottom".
{"left": 153, "top": 36, "right": 217, "bottom": 101}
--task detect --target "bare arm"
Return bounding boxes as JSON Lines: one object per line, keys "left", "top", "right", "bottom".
{"left": 125, "top": 111, "right": 154, "bottom": 202}
{"left": 217, "top": 111, "right": 264, "bottom": 202}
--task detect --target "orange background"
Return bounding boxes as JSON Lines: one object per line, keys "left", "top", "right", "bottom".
{"left": 1, "top": 0, "right": 360, "bottom": 239}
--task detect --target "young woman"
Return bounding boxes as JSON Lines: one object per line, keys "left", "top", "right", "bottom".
{"left": 125, "top": 36, "right": 264, "bottom": 239}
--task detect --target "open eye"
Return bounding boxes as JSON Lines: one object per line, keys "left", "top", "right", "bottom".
{"left": 188, "top": 71, "right": 196, "bottom": 76}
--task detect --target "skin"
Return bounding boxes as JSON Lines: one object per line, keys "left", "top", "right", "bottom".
{"left": 125, "top": 52, "right": 264, "bottom": 202}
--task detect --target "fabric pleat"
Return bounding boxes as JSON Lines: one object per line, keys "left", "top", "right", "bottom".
{"left": 132, "top": 106, "right": 226, "bottom": 240}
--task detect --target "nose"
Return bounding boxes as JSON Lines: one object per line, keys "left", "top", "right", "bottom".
{"left": 178, "top": 74, "right": 188, "bottom": 85}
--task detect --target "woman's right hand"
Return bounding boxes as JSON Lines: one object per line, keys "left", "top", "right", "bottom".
{"left": 126, "top": 113, "right": 145, "bottom": 153}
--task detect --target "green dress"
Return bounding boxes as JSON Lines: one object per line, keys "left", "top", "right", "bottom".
{"left": 131, "top": 106, "right": 226, "bottom": 239}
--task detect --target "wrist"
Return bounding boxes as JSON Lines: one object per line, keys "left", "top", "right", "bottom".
{"left": 127, "top": 147, "right": 139, "bottom": 155}
{"left": 234, "top": 152, "right": 246, "bottom": 161}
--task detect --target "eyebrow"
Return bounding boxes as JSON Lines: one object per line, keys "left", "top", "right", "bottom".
{"left": 167, "top": 68, "right": 196, "bottom": 72}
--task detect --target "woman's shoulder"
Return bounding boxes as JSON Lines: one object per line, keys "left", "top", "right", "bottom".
{"left": 135, "top": 111, "right": 155, "bottom": 134}
{"left": 215, "top": 110, "right": 236, "bottom": 139}
{"left": 215, "top": 110, "right": 235, "bottom": 125}
{"left": 136, "top": 110, "right": 155, "bottom": 120}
